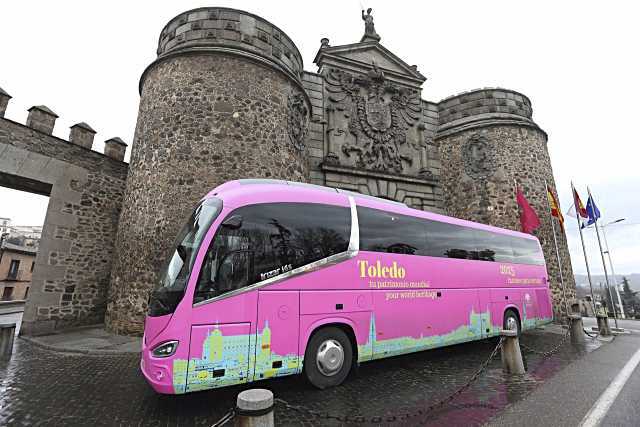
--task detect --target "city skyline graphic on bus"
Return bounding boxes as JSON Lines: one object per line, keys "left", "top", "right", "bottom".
{"left": 171, "top": 302, "right": 551, "bottom": 394}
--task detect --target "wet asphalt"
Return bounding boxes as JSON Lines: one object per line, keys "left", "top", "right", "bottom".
{"left": 0, "top": 320, "right": 615, "bottom": 427}
{"left": 489, "top": 317, "right": 640, "bottom": 427}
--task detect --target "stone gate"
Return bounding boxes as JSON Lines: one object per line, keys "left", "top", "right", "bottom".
{"left": 4, "top": 6, "right": 575, "bottom": 336}
{"left": 0, "top": 91, "right": 128, "bottom": 335}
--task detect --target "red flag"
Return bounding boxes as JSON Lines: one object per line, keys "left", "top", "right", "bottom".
{"left": 516, "top": 187, "right": 541, "bottom": 234}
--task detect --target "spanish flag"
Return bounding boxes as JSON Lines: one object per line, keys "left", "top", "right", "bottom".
{"left": 546, "top": 185, "right": 565, "bottom": 231}
{"left": 566, "top": 184, "right": 589, "bottom": 228}
{"left": 573, "top": 187, "right": 588, "bottom": 218}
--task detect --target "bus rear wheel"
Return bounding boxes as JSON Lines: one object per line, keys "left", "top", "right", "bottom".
{"left": 304, "top": 327, "right": 353, "bottom": 389}
{"left": 504, "top": 309, "right": 521, "bottom": 336}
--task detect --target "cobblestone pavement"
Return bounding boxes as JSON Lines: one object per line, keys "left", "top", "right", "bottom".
{"left": 0, "top": 329, "right": 601, "bottom": 426}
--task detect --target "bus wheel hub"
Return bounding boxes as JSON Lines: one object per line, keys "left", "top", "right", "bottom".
{"left": 316, "top": 339, "right": 344, "bottom": 376}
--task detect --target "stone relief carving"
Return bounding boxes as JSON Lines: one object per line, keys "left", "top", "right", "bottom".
{"left": 287, "top": 92, "right": 309, "bottom": 153}
{"left": 324, "top": 64, "right": 423, "bottom": 174}
{"left": 462, "top": 132, "right": 496, "bottom": 180}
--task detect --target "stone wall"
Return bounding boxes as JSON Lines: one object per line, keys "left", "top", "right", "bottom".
{"left": 0, "top": 9, "right": 577, "bottom": 335}
{"left": 305, "top": 41, "right": 444, "bottom": 212}
{"left": 436, "top": 89, "right": 576, "bottom": 318}
{"left": 0, "top": 99, "right": 128, "bottom": 335}
{"left": 106, "top": 7, "right": 311, "bottom": 335}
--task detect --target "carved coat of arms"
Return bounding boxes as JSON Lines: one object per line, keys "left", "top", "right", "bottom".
{"left": 325, "top": 64, "right": 422, "bottom": 173}
{"left": 287, "top": 93, "right": 309, "bottom": 153}
{"left": 462, "top": 133, "right": 497, "bottom": 180}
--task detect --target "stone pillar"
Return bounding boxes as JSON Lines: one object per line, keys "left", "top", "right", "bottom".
{"left": 0, "top": 323, "right": 16, "bottom": 360}
{"left": 106, "top": 7, "right": 311, "bottom": 334}
{"left": 236, "top": 389, "right": 275, "bottom": 427}
{"left": 569, "top": 314, "right": 585, "bottom": 344}
{"left": 0, "top": 87, "right": 11, "bottom": 118}
{"left": 596, "top": 314, "right": 611, "bottom": 336}
{"left": 69, "top": 122, "right": 97, "bottom": 149}
{"left": 437, "top": 89, "right": 576, "bottom": 320}
{"left": 104, "top": 137, "right": 127, "bottom": 161}
{"left": 26, "top": 105, "right": 58, "bottom": 135}
{"left": 500, "top": 330, "right": 525, "bottom": 374}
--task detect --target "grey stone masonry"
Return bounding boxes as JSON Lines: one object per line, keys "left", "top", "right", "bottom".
{"left": 437, "top": 95, "right": 576, "bottom": 319}
{"left": 107, "top": 7, "right": 310, "bottom": 335}
{"left": 0, "top": 97, "right": 128, "bottom": 336}
{"left": 0, "top": 87, "right": 10, "bottom": 118}
{"left": 26, "top": 105, "right": 58, "bottom": 135}
{"left": 104, "top": 137, "right": 127, "bottom": 162}
{"left": 438, "top": 88, "right": 532, "bottom": 124}
{"left": 3, "top": 7, "right": 576, "bottom": 335}
{"left": 69, "top": 122, "right": 96, "bottom": 149}
{"left": 306, "top": 35, "right": 443, "bottom": 213}
{"left": 150, "top": 7, "right": 304, "bottom": 89}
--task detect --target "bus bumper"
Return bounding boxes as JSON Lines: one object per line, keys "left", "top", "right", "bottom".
{"left": 140, "top": 348, "right": 176, "bottom": 394}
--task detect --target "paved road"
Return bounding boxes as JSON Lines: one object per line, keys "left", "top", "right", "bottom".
{"left": 489, "top": 317, "right": 640, "bottom": 427}
{"left": 0, "top": 324, "right": 599, "bottom": 426}
{"left": 3, "top": 316, "right": 636, "bottom": 426}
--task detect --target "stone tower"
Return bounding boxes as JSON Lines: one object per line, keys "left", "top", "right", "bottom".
{"left": 106, "top": 7, "right": 311, "bottom": 334}
{"left": 436, "top": 89, "right": 576, "bottom": 319}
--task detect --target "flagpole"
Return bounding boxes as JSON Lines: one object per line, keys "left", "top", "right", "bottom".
{"left": 572, "top": 182, "right": 597, "bottom": 314}
{"left": 546, "top": 180, "right": 569, "bottom": 317}
{"left": 588, "top": 186, "right": 618, "bottom": 329}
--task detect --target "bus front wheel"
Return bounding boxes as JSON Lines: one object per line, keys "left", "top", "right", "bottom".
{"left": 304, "top": 326, "right": 353, "bottom": 389}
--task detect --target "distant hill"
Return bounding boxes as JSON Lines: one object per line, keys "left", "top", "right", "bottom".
{"left": 574, "top": 273, "right": 640, "bottom": 291}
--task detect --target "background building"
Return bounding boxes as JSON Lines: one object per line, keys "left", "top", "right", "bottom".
{"left": 0, "top": 242, "right": 36, "bottom": 301}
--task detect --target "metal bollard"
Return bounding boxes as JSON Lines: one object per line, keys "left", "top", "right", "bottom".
{"left": 500, "top": 330, "right": 525, "bottom": 374}
{"left": 596, "top": 314, "right": 611, "bottom": 337}
{"left": 235, "top": 389, "right": 274, "bottom": 427}
{"left": 569, "top": 314, "right": 585, "bottom": 344}
{"left": 0, "top": 322, "right": 16, "bottom": 360}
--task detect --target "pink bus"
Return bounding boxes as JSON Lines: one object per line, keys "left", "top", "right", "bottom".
{"left": 141, "top": 179, "right": 552, "bottom": 394}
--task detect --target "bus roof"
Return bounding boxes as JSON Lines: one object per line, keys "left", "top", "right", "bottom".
{"left": 205, "top": 179, "right": 538, "bottom": 241}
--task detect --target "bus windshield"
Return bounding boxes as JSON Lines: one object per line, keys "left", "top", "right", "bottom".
{"left": 148, "top": 197, "right": 222, "bottom": 317}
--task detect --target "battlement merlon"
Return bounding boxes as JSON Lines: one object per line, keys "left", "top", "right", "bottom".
{"left": 0, "top": 86, "right": 128, "bottom": 163}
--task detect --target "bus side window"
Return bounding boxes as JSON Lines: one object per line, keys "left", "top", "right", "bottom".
{"left": 195, "top": 229, "right": 253, "bottom": 302}
{"left": 423, "top": 220, "right": 478, "bottom": 260}
{"left": 358, "top": 207, "right": 427, "bottom": 255}
{"left": 194, "top": 202, "right": 350, "bottom": 303}
{"left": 216, "top": 251, "right": 252, "bottom": 292}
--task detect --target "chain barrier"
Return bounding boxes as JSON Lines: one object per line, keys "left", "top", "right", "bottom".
{"left": 210, "top": 407, "right": 236, "bottom": 427}
{"left": 275, "top": 337, "right": 505, "bottom": 424}
{"left": 583, "top": 328, "right": 600, "bottom": 338}
{"left": 519, "top": 327, "right": 571, "bottom": 357}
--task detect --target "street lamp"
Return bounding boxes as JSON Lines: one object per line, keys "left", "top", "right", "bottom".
{"left": 601, "top": 218, "right": 626, "bottom": 319}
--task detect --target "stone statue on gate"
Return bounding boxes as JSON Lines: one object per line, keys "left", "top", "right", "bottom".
{"left": 361, "top": 8, "right": 381, "bottom": 42}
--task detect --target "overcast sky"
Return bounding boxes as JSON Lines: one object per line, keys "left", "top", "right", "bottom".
{"left": 1, "top": 0, "right": 638, "bottom": 276}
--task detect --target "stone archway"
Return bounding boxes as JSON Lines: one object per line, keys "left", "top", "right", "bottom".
{"left": 0, "top": 97, "right": 128, "bottom": 335}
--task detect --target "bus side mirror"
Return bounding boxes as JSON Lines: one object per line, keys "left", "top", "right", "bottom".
{"left": 222, "top": 215, "right": 243, "bottom": 229}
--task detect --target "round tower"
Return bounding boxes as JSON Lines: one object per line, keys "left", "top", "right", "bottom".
{"left": 436, "top": 88, "right": 575, "bottom": 320}
{"left": 107, "top": 7, "right": 310, "bottom": 334}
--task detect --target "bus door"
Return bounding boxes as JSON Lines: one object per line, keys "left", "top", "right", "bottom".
{"left": 185, "top": 249, "right": 258, "bottom": 393}
{"left": 254, "top": 291, "right": 300, "bottom": 381}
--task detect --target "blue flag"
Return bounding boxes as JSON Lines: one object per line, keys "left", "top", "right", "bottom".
{"left": 585, "top": 195, "right": 601, "bottom": 227}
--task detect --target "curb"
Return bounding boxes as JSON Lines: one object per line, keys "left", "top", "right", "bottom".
{"left": 19, "top": 335, "right": 141, "bottom": 356}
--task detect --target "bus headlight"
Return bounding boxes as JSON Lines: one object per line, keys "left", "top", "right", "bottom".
{"left": 152, "top": 340, "right": 179, "bottom": 358}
